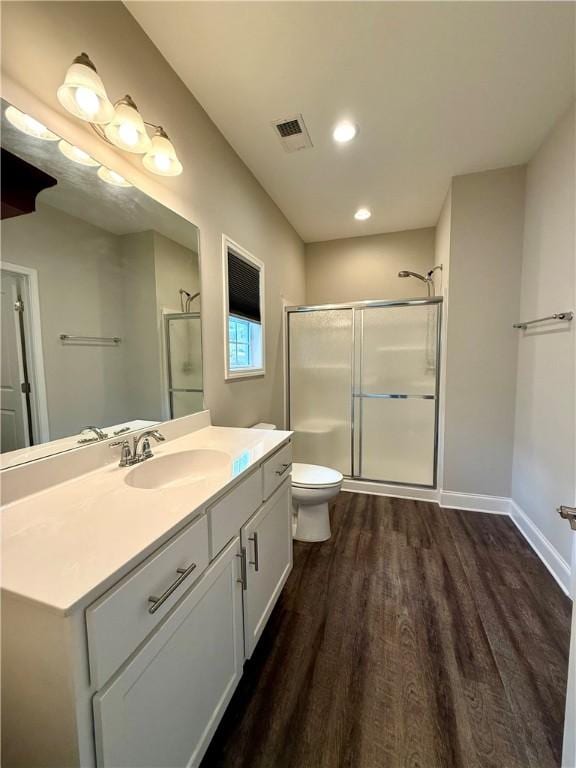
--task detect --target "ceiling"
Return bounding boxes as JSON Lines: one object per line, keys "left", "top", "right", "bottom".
{"left": 127, "top": 2, "right": 575, "bottom": 243}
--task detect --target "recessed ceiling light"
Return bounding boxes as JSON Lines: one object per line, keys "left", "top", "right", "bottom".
{"left": 354, "top": 207, "right": 371, "bottom": 221}
{"left": 97, "top": 166, "right": 132, "bottom": 187}
{"left": 333, "top": 121, "right": 357, "bottom": 144}
{"left": 5, "top": 106, "right": 59, "bottom": 141}
{"left": 58, "top": 140, "right": 99, "bottom": 167}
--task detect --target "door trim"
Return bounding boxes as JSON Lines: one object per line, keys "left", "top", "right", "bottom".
{"left": 2, "top": 263, "right": 49, "bottom": 443}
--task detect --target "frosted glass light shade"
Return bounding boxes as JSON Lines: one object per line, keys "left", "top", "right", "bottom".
{"left": 57, "top": 54, "right": 114, "bottom": 124}
{"left": 104, "top": 97, "right": 151, "bottom": 154}
{"left": 142, "top": 129, "right": 183, "bottom": 176}
{"left": 5, "top": 106, "right": 59, "bottom": 141}
{"left": 58, "top": 140, "right": 99, "bottom": 167}
{"left": 97, "top": 166, "right": 132, "bottom": 187}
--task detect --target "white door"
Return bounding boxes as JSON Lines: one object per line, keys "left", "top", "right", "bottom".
{"left": 93, "top": 537, "right": 244, "bottom": 768}
{"left": 0, "top": 271, "right": 29, "bottom": 452}
{"left": 241, "top": 480, "right": 292, "bottom": 658}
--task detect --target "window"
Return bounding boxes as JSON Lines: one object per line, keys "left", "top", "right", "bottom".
{"left": 223, "top": 236, "right": 264, "bottom": 379}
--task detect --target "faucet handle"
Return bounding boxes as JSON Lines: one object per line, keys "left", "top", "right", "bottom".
{"left": 110, "top": 439, "right": 132, "bottom": 467}
{"left": 140, "top": 437, "right": 154, "bottom": 460}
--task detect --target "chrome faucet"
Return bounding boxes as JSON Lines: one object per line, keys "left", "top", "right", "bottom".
{"left": 110, "top": 429, "right": 166, "bottom": 467}
{"left": 78, "top": 425, "right": 109, "bottom": 444}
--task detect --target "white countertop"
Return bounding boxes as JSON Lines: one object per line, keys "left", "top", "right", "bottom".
{"left": 1, "top": 426, "right": 291, "bottom": 615}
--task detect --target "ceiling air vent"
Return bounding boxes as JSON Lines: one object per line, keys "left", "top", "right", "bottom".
{"left": 272, "top": 114, "right": 313, "bottom": 153}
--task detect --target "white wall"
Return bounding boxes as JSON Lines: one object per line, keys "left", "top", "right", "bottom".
{"left": 119, "top": 231, "right": 163, "bottom": 422}
{"left": 512, "top": 105, "right": 575, "bottom": 565}
{"left": 1, "top": 0, "right": 306, "bottom": 430}
{"left": 442, "top": 166, "right": 526, "bottom": 497}
{"left": 305, "top": 228, "right": 435, "bottom": 304}
{"left": 2, "top": 202, "right": 129, "bottom": 438}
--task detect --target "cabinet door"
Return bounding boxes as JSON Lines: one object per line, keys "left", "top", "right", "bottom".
{"left": 93, "top": 538, "right": 244, "bottom": 768}
{"left": 241, "top": 480, "right": 293, "bottom": 658}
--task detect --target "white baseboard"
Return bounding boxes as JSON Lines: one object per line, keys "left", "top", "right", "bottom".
{"left": 439, "top": 490, "right": 510, "bottom": 515}
{"left": 509, "top": 499, "right": 572, "bottom": 596}
{"left": 341, "top": 479, "right": 439, "bottom": 503}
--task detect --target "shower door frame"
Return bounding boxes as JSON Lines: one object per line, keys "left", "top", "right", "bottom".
{"left": 285, "top": 296, "right": 443, "bottom": 489}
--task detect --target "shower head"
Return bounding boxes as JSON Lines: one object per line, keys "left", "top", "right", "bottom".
{"left": 398, "top": 270, "right": 427, "bottom": 282}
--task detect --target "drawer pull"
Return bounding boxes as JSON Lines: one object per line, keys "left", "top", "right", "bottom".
{"left": 275, "top": 463, "right": 291, "bottom": 477}
{"left": 147, "top": 563, "right": 197, "bottom": 614}
{"left": 248, "top": 532, "right": 259, "bottom": 572}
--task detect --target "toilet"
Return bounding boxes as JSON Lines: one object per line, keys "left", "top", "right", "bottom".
{"left": 252, "top": 423, "right": 343, "bottom": 542}
{"left": 290, "top": 462, "right": 343, "bottom": 542}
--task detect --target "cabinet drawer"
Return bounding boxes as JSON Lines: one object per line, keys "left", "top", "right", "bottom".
{"left": 87, "top": 514, "right": 209, "bottom": 689}
{"left": 262, "top": 441, "right": 292, "bottom": 500}
{"left": 208, "top": 469, "right": 262, "bottom": 558}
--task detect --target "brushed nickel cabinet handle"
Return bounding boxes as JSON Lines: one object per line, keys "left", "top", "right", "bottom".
{"left": 275, "top": 463, "right": 291, "bottom": 476}
{"left": 236, "top": 547, "right": 247, "bottom": 590}
{"left": 147, "top": 562, "right": 197, "bottom": 614}
{"left": 249, "top": 532, "right": 259, "bottom": 572}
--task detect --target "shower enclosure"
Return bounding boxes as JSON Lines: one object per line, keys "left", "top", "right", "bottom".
{"left": 286, "top": 297, "right": 442, "bottom": 487}
{"left": 164, "top": 312, "right": 204, "bottom": 418}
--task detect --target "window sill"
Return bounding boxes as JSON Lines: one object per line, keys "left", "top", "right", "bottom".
{"left": 225, "top": 368, "right": 265, "bottom": 381}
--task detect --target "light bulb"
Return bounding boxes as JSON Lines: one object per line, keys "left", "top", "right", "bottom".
{"left": 354, "top": 207, "right": 371, "bottom": 221}
{"left": 117, "top": 122, "right": 139, "bottom": 147}
{"left": 154, "top": 153, "right": 171, "bottom": 172}
{"left": 333, "top": 121, "right": 357, "bottom": 144}
{"left": 74, "top": 86, "right": 100, "bottom": 119}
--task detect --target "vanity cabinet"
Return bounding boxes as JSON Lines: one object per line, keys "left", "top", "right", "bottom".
{"left": 93, "top": 537, "right": 244, "bottom": 768}
{"left": 2, "top": 436, "right": 292, "bottom": 768}
{"left": 241, "top": 481, "right": 293, "bottom": 657}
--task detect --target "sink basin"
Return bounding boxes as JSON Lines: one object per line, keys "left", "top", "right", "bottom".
{"left": 125, "top": 449, "right": 230, "bottom": 490}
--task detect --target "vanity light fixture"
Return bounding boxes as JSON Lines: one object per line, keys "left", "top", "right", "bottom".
{"left": 333, "top": 120, "right": 357, "bottom": 144}
{"left": 354, "top": 207, "right": 371, "bottom": 221}
{"left": 57, "top": 53, "right": 183, "bottom": 176}
{"left": 97, "top": 166, "right": 132, "bottom": 188}
{"left": 5, "top": 106, "right": 59, "bottom": 141}
{"left": 58, "top": 140, "right": 99, "bottom": 167}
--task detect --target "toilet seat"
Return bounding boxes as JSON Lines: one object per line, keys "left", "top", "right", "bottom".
{"left": 291, "top": 463, "right": 343, "bottom": 489}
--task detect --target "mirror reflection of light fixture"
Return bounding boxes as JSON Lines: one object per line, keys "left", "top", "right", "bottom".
{"left": 57, "top": 53, "right": 183, "bottom": 176}
{"left": 103, "top": 96, "right": 151, "bottom": 154}
{"left": 97, "top": 166, "right": 132, "bottom": 187}
{"left": 142, "top": 127, "right": 183, "bottom": 177}
{"left": 5, "top": 106, "right": 59, "bottom": 141}
{"left": 57, "top": 53, "right": 115, "bottom": 124}
{"left": 58, "top": 140, "right": 99, "bottom": 167}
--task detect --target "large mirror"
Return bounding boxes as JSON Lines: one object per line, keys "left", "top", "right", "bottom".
{"left": 0, "top": 99, "right": 203, "bottom": 469}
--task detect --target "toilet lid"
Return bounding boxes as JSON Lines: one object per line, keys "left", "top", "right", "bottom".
{"left": 291, "top": 463, "right": 343, "bottom": 488}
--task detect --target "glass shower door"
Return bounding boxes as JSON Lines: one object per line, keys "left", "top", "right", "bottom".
{"left": 288, "top": 309, "right": 353, "bottom": 475}
{"left": 354, "top": 303, "right": 440, "bottom": 486}
{"left": 165, "top": 313, "right": 204, "bottom": 418}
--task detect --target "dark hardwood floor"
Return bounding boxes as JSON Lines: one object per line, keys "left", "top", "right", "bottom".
{"left": 200, "top": 493, "right": 572, "bottom": 768}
